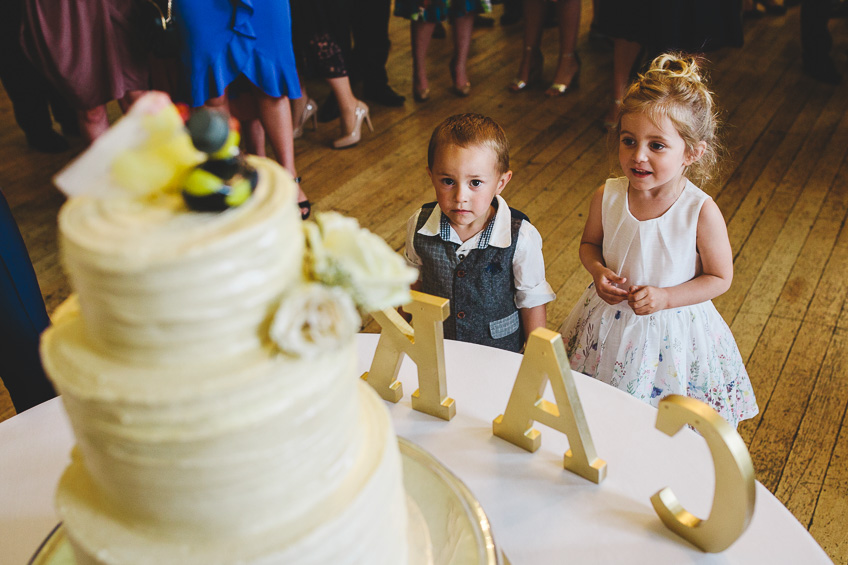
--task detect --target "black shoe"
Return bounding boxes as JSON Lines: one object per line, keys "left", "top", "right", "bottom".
{"left": 433, "top": 21, "right": 447, "bottom": 39}
{"left": 804, "top": 59, "right": 843, "bottom": 85}
{"left": 58, "top": 117, "right": 81, "bottom": 138}
{"left": 26, "top": 129, "right": 70, "bottom": 153}
{"left": 317, "top": 93, "right": 340, "bottom": 123}
{"left": 363, "top": 84, "right": 406, "bottom": 107}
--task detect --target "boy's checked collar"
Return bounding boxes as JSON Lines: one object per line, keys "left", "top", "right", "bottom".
{"left": 418, "top": 195, "right": 515, "bottom": 249}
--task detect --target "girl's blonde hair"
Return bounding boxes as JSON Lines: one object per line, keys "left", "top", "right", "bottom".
{"left": 618, "top": 53, "right": 724, "bottom": 187}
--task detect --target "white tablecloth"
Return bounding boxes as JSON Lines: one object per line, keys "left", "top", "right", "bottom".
{"left": 0, "top": 334, "right": 830, "bottom": 564}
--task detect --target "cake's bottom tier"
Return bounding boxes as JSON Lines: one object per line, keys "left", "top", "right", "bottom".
{"left": 56, "top": 382, "right": 409, "bottom": 565}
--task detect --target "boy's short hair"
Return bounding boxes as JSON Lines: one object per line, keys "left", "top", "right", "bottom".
{"left": 427, "top": 114, "right": 510, "bottom": 175}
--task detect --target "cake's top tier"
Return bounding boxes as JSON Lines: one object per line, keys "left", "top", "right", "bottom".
{"left": 60, "top": 157, "right": 304, "bottom": 365}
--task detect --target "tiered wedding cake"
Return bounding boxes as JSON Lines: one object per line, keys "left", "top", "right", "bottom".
{"left": 40, "top": 95, "right": 418, "bottom": 565}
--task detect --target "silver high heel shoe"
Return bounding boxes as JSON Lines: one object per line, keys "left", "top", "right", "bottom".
{"left": 292, "top": 98, "right": 317, "bottom": 139}
{"left": 332, "top": 101, "right": 373, "bottom": 149}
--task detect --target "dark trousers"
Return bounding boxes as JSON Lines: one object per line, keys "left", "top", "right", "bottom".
{"left": 801, "top": 0, "right": 834, "bottom": 63}
{"left": 349, "top": 0, "right": 392, "bottom": 87}
{"left": 0, "top": 0, "right": 75, "bottom": 138}
{"left": 0, "top": 190, "right": 56, "bottom": 413}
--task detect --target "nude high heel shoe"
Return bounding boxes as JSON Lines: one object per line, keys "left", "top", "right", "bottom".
{"left": 292, "top": 98, "right": 317, "bottom": 139}
{"left": 332, "top": 101, "right": 373, "bottom": 149}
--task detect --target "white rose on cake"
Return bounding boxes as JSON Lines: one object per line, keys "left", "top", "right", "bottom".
{"left": 270, "top": 283, "right": 361, "bottom": 358}
{"left": 304, "top": 212, "right": 418, "bottom": 312}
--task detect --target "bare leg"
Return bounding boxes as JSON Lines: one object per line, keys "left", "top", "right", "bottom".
{"left": 327, "top": 76, "right": 360, "bottom": 136}
{"left": 79, "top": 105, "right": 109, "bottom": 143}
{"left": 450, "top": 12, "right": 475, "bottom": 89}
{"left": 229, "top": 93, "right": 266, "bottom": 156}
{"left": 514, "top": 0, "right": 545, "bottom": 84}
{"left": 253, "top": 90, "right": 296, "bottom": 174}
{"left": 203, "top": 93, "right": 230, "bottom": 116}
{"left": 252, "top": 88, "right": 308, "bottom": 213}
{"left": 290, "top": 83, "right": 308, "bottom": 127}
{"left": 604, "top": 38, "right": 641, "bottom": 127}
{"left": 118, "top": 90, "right": 147, "bottom": 113}
{"left": 411, "top": 20, "right": 436, "bottom": 94}
{"left": 550, "top": 0, "right": 581, "bottom": 86}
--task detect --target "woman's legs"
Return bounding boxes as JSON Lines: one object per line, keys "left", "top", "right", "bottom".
{"left": 514, "top": 0, "right": 546, "bottom": 84}
{"left": 451, "top": 12, "right": 475, "bottom": 89}
{"left": 326, "top": 76, "right": 360, "bottom": 136}
{"left": 229, "top": 93, "right": 266, "bottom": 156}
{"left": 253, "top": 88, "right": 309, "bottom": 212}
{"left": 605, "top": 37, "right": 641, "bottom": 126}
{"left": 411, "top": 20, "right": 437, "bottom": 94}
{"left": 550, "top": 0, "right": 580, "bottom": 87}
{"left": 79, "top": 105, "right": 109, "bottom": 143}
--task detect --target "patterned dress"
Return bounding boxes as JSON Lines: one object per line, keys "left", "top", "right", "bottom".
{"left": 560, "top": 177, "right": 758, "bottom": 427}
{"left": 393, "top": 0, "right": 492, "bottom": 22}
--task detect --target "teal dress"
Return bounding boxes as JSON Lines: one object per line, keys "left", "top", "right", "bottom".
{"left": 174, "top": 0, "right": 301, "bottom": 107}
{"left": 394, "top": 0, "right": 492, "bottom": 22}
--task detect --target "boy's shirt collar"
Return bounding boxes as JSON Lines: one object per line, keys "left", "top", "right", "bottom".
{"left": 419, "top": 195, "right": 514, "bottom": 249}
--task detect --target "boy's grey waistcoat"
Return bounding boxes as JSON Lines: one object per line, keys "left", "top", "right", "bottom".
{"left": 413, "top": 202, "right": 526, "bottom": 353}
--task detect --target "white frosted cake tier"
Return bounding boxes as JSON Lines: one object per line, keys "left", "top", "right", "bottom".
{"left": 53, "top": 382, "right": 407, "bottom": 565}
{"left": 58, "top": 157, "right": 304, "bottom": 365}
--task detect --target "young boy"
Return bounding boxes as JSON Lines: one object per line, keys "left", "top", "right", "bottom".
{"left": 404, "top": 113, "right": 555, "bottom": 352}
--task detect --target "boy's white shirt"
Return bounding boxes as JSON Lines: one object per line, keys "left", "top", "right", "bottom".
{"left": 404, "top": 195, "right": 556, "bottom": 309}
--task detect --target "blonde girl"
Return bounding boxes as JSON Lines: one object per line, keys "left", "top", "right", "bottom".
{"left": 559, "top": 53, "right": 758, "bottom": 427}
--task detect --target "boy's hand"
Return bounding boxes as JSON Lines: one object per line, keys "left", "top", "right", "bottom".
{"left": 627, "top": 285, "right": 669, "bottom": 315}
{"left": 593, "top": 268, "right": 628, "bottom": 305}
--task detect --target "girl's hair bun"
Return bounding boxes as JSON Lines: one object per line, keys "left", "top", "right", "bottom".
{"left": 618, "top": 52, "right": 723, "bottom": 187}
{"left": 648, "top": 53, "right": 705, "bottom": 83}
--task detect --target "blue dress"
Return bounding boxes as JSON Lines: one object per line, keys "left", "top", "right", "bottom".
{"left": 174, "top": 0, "right": 301, "bottom": 107}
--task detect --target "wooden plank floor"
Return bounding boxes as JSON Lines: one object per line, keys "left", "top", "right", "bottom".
{"left": 1, "top": 3, "right": 847, "bottom": 560}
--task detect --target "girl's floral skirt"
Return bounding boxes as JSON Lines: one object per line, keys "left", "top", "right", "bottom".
{"left": 560, "top": 284, "right": 759, "bottom": 428}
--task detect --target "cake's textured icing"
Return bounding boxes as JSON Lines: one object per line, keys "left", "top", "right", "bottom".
{"left": 42, "top": 153, "right": 412, "bottom": 564}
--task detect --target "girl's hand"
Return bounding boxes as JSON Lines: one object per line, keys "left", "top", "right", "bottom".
{"left": 627, "top": 285, "right": 669, "bottom": 315}
{"left": 593, "top": 268, "right": 628, "bottom": 305}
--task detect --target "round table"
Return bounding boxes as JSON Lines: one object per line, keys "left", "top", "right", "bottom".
{"left": 0, "top": 334, "right": 831, "bottom": 564}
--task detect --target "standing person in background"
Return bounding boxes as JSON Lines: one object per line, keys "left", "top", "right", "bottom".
{"left": 351, "top": 0, "right": 406, "bottom": 107}
{"left": 318, "top": 0, "right": 406, "bottom": 122}
{"left": 508, "top": 0, "right": 582, "bottom": 97}
{"left": 0, "top": 189, "right": 56, "bottom": 414}
{"left": 595, "top": 0, "right": 743, "bottom": 129}
{"left": 1, "top": 0, "right": 77, "bottom": 153}
{"left": 21, "top": 0, "right": 150, "bottom": 143}
{"left": 174, "top": 0, "right": 309, "bottom": 218}
{"left": 394, "top": 0, "right": 493, "bottom": 101}
{"left": 801, "top": 0, "right": 843, "bottom": 84}
{"left": 290, "top": 0, "right": 374, "bottom": 150}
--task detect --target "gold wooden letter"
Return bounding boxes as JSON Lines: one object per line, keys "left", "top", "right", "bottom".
{"left": 650, "top": 395, "right": 756, "bottom": 552}
{"left": 361, "top": 291, "right": 455, "bottom": 420}
{"left": 492, "top": 328, "right": 607, "bottom": 484}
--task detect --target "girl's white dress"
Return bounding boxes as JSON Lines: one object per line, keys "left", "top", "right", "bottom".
{"left": 560, "top": 177, "right": 758, "bottom": 427}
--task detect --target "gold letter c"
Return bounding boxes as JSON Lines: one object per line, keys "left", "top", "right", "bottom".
{"left": 650, "top": 395, "right": 756, "bottom": 552}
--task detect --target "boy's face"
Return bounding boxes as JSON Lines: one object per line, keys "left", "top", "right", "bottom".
{"left": 428, "top": 143, "right": 512, "bottom": 238}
